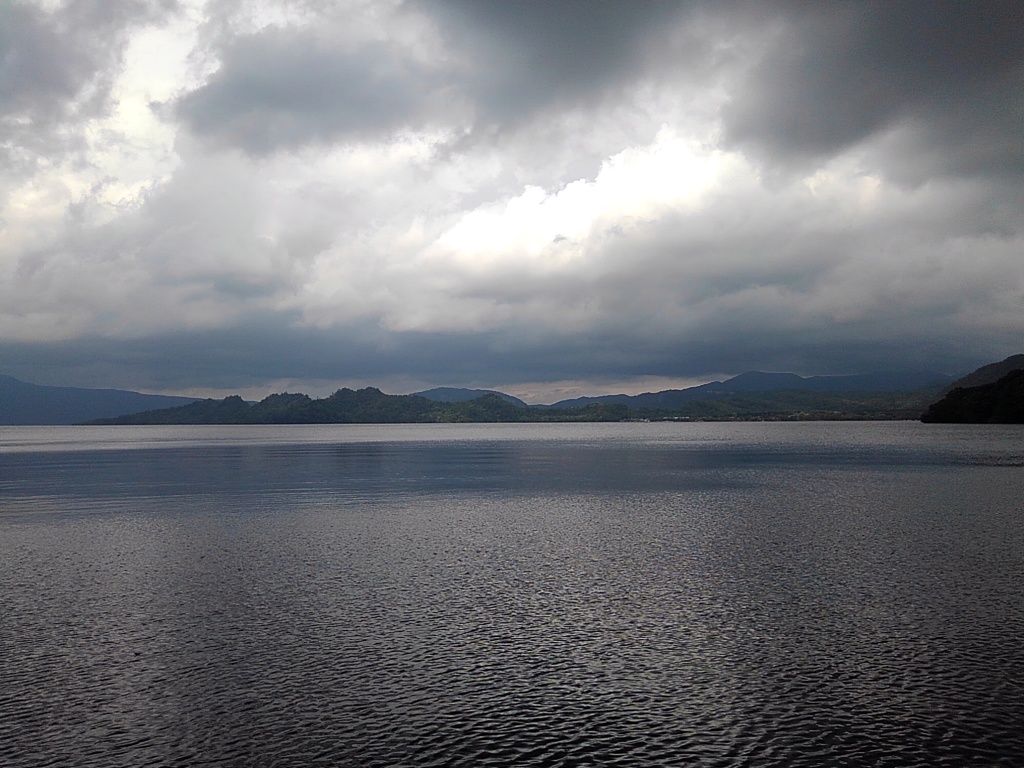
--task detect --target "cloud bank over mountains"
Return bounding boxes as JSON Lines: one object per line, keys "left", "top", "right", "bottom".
{"left": 2, "top": 1, "right": 1022, "bottom": 400}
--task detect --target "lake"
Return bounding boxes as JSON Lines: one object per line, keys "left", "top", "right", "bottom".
{"left": 2, "top": 422, "right": 1023, "bottom": 767}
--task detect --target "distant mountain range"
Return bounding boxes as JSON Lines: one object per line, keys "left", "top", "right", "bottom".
{"left": 80, "top": 368, "right": 959, "bottom": 425}
{"left": 4, "top": 362, "right": 1017, "bottom": 425}
{"left": 0, "top": 374, "right": 197, "bottom": 425}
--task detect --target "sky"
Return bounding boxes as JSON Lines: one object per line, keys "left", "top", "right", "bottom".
{"left": 1, "top": 0, "right": 1022, "bottom": 403}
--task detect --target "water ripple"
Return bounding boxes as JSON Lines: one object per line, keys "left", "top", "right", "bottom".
{"left": 3, "top": 426, "right": 1024, "bottom": 766}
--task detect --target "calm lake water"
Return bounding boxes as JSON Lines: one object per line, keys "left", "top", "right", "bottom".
{"left": 2, "top": 422, "right": 1023, "bottom": 767}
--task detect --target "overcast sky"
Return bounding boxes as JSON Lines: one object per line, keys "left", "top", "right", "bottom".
{"left": 1, "top": 0, "right": 1022, "bottom": 402}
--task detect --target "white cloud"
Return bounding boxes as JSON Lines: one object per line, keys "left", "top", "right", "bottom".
{"left": 1, "top": 2, "right": 1022, "bottom": 393}
{"left": 433, "top": 130, "right": 737, "bottom": 263}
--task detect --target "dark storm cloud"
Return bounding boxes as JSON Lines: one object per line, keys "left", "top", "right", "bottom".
{"left": 175, "top": 26, "right": 442, "bottom": 154}
{"left": 425, "top": 0, "right": 685, "bottom": 119}
{"left": 173, "top": 0, "right": 689, "bottom": 154}
{"left": 723, "top": 1, "right": 1024, "bottom": 179}
{"left": 3, "top": 1, "right": 1022, "bottom": 397}
{"left": 0, "top": 322, "right": 527, "bottom": 393}
{"left": 0, "top": 307, "right": 997, "bottom": 399}
{"left": 172, "top": 1, "right": 1024, "bottom": 178}
{"left": 0, "top": 0, "right": 177, "bottom": 161}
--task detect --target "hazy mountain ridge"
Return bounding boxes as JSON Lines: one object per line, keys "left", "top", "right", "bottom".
{"left": 0, "top": 374, "right": 197, "bottom": 426}
{"left": 944, "top": 354, "right": 1024, "bottom": 391}
{"left": 546, "top": 369, "right": 954, "bottom": 410}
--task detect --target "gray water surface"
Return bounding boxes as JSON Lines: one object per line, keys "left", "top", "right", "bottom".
{"left": 2, "top": 422, "right": 1023, "bottom": 766}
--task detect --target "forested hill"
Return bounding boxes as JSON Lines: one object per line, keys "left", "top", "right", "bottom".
{"left": 86, "top": 389, "right": 628, "bottom": 425}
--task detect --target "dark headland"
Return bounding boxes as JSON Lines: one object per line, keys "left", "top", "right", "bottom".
{"left": 921, "top": 366, "right": 1024, "bottom": 424}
